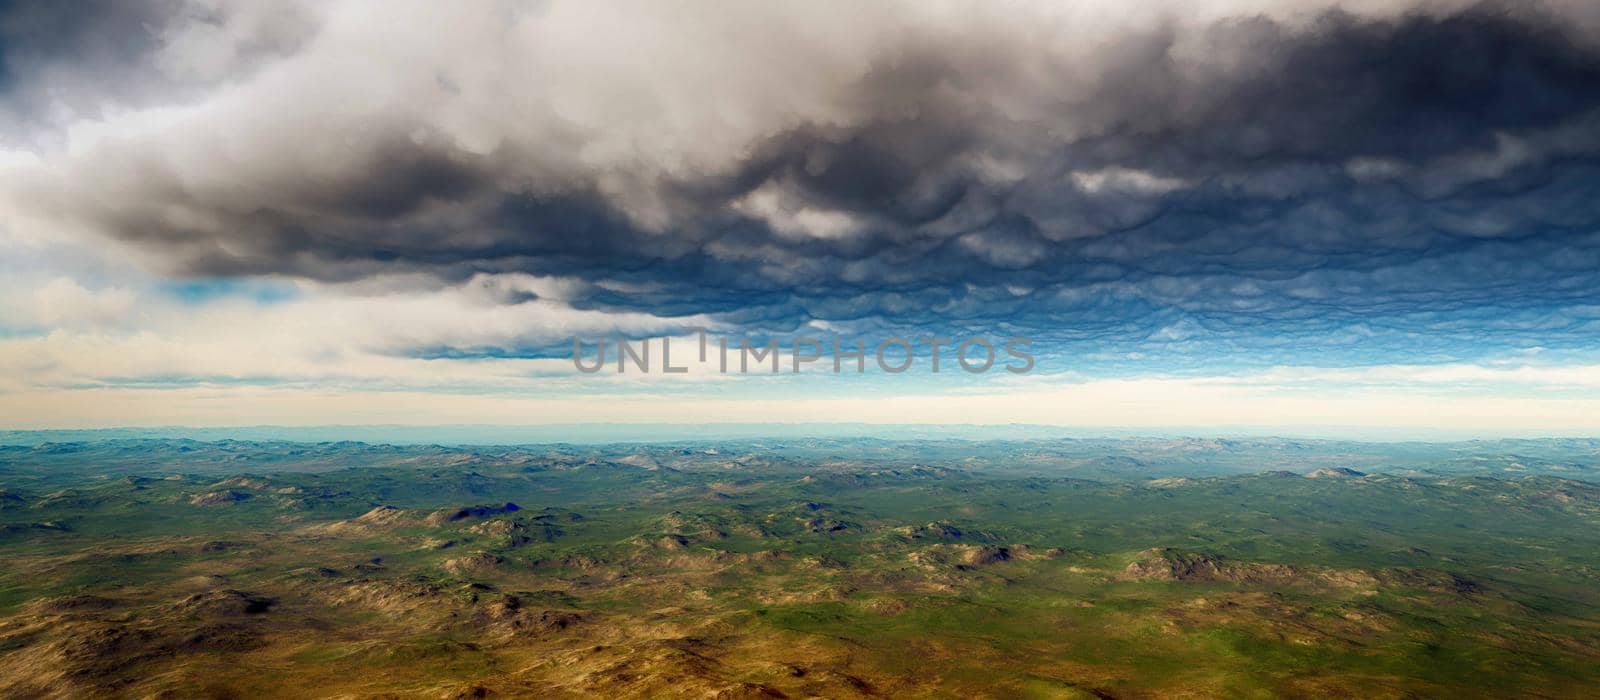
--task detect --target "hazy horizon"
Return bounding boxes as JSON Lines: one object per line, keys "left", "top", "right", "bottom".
{"left": 4, "top": 422, "right": 1597, "bottom": 445}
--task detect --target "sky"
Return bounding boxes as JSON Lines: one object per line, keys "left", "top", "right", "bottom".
{"left": 3, "top": 0, "right": 1600, "bottom": 435}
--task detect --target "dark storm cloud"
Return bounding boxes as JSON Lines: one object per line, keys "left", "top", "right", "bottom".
{"left": 0, "top": 0, "right": 312, "bottom": 146}
{"left": 6, "top": 0, "right": 1600, "bottom": 364}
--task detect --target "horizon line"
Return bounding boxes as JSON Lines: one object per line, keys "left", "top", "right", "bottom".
{"left": 3, "top": 422, "right": 1596, "bottom": 446}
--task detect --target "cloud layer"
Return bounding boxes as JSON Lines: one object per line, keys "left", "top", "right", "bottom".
{"left": 5, "top": 0, "right": 1600, "bottom": 370}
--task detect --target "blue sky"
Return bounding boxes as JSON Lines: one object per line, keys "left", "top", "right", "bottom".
{"left": 3, "top": 0, "right": 1600, "bottom": 435}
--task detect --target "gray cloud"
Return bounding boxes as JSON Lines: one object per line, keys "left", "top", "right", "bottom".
{"left": 5, "top": 0, "right": 1600, "bottom": 364}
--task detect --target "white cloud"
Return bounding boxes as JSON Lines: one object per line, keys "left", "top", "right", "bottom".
{"left": 0, "top": 272, "right": 723, "bottom": 394}
{"left": 28, "top": 278, "right": 139, "bottom": 327}
{"left": 1071, "top": 167, "right": 1189, "bottom": 195}
{"left": 733, "top": 182, "right": 863, "bottom": 240}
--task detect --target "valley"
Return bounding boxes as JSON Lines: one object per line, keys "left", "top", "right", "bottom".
{"left": 2, "top": 437, "right": 1599, "bottom": 697}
